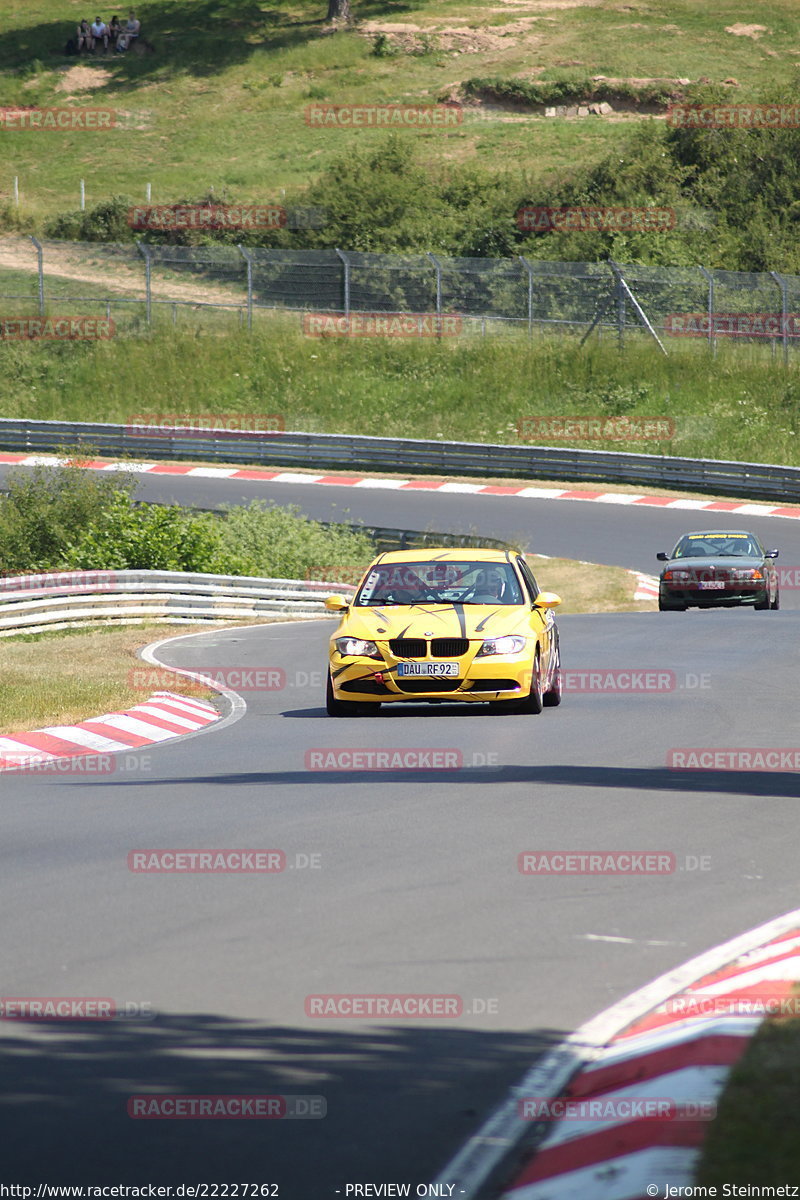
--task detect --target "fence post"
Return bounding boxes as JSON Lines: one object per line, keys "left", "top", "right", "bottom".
{"left": 13, "top": 176, "right": 19, "bottom": 207}
{"left": 427, "top": 252, "right": 442, "bottom": 316}
{"left": 427, "top": 252, "right": 443, "bottom": 338}
{"left": 29, "top": 235, "right": 44, "bottom": 315}
{"left": 136, "top": 241, "right": 151, "bottom": 326}
{"left": 615, "top": 265, "right": 625, "bottom": 348}
{"left": 698, "top": 266, "right": 716, "bottom": 357}
{"left": 335, "top": 248, "right": 350, "bottom": 318}
{"left": 519, "top": 256, "right": 534, "bottom": 338}
{"left": 770, "top": 270, "right": 789, "bottom": 366}
{"left": 238, "top": 245, "right": 254, "bottom": 331}
{"left": 80, "top": 179, "right": 85, "bottom": 211}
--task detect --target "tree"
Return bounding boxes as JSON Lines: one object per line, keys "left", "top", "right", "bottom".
{"left": 326, "top": 0, "right": 350, "bottom": 21}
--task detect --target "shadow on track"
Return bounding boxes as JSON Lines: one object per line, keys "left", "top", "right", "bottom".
{"left": 0, "top": 1015, "right": 562, "bottom": 1186}
{"left": 94, "top": 764, "right": 800, "bottom": 799}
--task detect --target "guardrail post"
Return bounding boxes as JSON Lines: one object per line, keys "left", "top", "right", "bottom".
{"left": 770, "top": 270, "right": 789, "bottom": 366}
{"left": 519, "top": 256, "right": 534, "bottom": 338}
{"left": 136, "top": 241, "right": 151, "bottom": 327}
{"left": 698, "top": 266, "right": 716, "bottom": 357}
{"left": 239, "top": 245, "right": 254, "bottom": 331}
{"left": 335, "top": 248, "right": 351, "bottom": 318}
{"left": 29, "top": 235, "right": 44, "bottom": 315}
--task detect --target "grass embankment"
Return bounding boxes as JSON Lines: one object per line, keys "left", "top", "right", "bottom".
{"left": 2, "top": 1, "right": 798, "bottom": 224}
{"left": 0, "top": 325, "right": 797, "bottom": 467}
{"left": 697, "top": 1005, "right": 800, "bottom": 1180}
{"left": 0, "top": 558, "right": 652, "bottom": 735}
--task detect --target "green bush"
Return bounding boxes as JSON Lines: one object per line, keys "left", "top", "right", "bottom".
{"left": 216, "top": 502, "right": 374, "bottom": 579}
{"left": 0, "top": 461, "right": 134, "bottom": 574}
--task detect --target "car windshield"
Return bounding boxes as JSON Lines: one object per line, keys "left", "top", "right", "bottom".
{"left": 354, "top": 560, "right": 525, "bottom": 606}
{"left": 672, "top": 534, "right": 762, "bottom": 559}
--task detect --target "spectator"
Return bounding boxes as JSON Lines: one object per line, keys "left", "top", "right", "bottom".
{"left": 76, "top": 18, "right": 92, "bottom": 53}
{"left": 90, "top": 16, "right": 109, "bottom": 52}
{"left": 108, "top": 15, "right": 122, "bottom": 49}
{"left": 125, "top": 11, "right": 140, "bottom": 42}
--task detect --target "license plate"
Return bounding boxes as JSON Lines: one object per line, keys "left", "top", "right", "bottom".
{"left": 697, "top": 581, "right": 725, "bottom": 590}
{"left": 397, "top": 662, "right": 459, "bottom": 677}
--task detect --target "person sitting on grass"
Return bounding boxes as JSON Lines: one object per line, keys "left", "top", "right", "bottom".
{"left": 90, "top": 16, "right": 109, "bottom": 52}
{"left": 125, "top": 11, "right": 140, "bottom": 43}
{"left": 108, "top": 15, "right": 122, "bottom": 49}
{"left": 76, "top": 18, "right": 92, "bottom": 53}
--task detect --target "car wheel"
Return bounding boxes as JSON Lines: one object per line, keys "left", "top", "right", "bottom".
{"left": 658, "top": 595, "right": 686, "bottom": 611}
{"left": 517, "top": 650, "right": 544, "bottom": 714}
{"left": 754, "top": 592, "right": 771, "bottom": 610}
{"left": 326, "top": 672, "right": 363, "bottom": 717}
{"left": 543, "top": 645, "right": 562, "bottom": 707}
{"left": 772, "top": 589, "right": 780, "bottom": 610}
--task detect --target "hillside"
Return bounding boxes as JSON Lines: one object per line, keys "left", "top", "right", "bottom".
{"left": 1, "top": 1, "right": 799, "bottom": 227}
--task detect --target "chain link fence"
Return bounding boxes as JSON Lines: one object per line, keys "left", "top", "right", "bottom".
{"left": 1, "top": 236, "right": 800, "bottom": 355}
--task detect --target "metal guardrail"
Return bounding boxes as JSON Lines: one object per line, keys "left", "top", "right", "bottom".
{"left": 0, "top": 569, "right": 358, "bottom": 636}
{"left": 0, "top": 417, "right": 798, "bottom": 503}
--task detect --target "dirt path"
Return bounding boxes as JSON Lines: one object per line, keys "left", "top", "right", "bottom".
{"left": 0, "top": 238, "right": 246, "bottom": 306}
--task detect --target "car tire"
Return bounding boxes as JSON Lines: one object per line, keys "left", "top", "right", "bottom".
{"left": 658, "top": 595, "right": 686, "bottom": 611}
{"left": 326, "top": 672, "right": 363, "bottom": 717}
{"left": 543, "top": 646, "right": 562, "bottom": 707}
{"left": 772, "top": 589, "right": 780, "bottom": 610}
{"left": 517, "top": 650, "right": 544, "bottom": 714}
{"left": 754, "top": 592, "right": 771, "bottom": 610}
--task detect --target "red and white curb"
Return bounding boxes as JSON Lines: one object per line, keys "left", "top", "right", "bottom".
{"left": 4, "top": 452, "right": 800, "bottom": 522}
{"left": 0, "top": 690, "right": 220, "bottom": 771}
{"left": 633, "top": 572, "right": 659, "bottom": 600}
{"left": 434, "top": 913, "right": 800, "bottom": 1199}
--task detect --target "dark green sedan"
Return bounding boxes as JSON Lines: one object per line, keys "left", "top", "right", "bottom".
{"left": 657, "top": 529, "right": 779, "bottom": 611}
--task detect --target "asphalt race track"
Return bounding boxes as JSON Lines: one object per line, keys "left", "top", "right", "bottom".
{"left": 1, "top": 464, "right": 799, "bottom": 1194}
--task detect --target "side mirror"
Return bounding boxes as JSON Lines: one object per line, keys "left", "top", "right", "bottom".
{"left": 534, "top": 591, "right": 561, "bottom": 609}
{"left": 324, "top": 594, "right": 349, "bottom": 612}
{"left": 656, "top": 552, "right": 669, "bottom": 562}
{"left": 765, "top": 549, "right": 779, "bottom": 558}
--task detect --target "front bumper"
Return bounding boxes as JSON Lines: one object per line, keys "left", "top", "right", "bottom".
{"left": 660, "top": 585, "right": 767, "bottom": 607}
{"left": 329, "top": 651, "right": 534, "bottom": 703}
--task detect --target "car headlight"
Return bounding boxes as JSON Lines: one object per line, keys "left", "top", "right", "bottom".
{"left": 335, "top": 637, "right": 382, "bottom": 659}
{"left": 663, "top": 570, "right": 691, "bottom": 582}
{"left": 475, "top": 634, "right": 527, "bottom": 657}
{"left": 731, "top": 568, "right": 763, "bottom": 580}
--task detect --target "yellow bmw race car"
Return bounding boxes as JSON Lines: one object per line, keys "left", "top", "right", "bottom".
{"left": 324, "top": 548, "right": 562, "bottom": 716}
